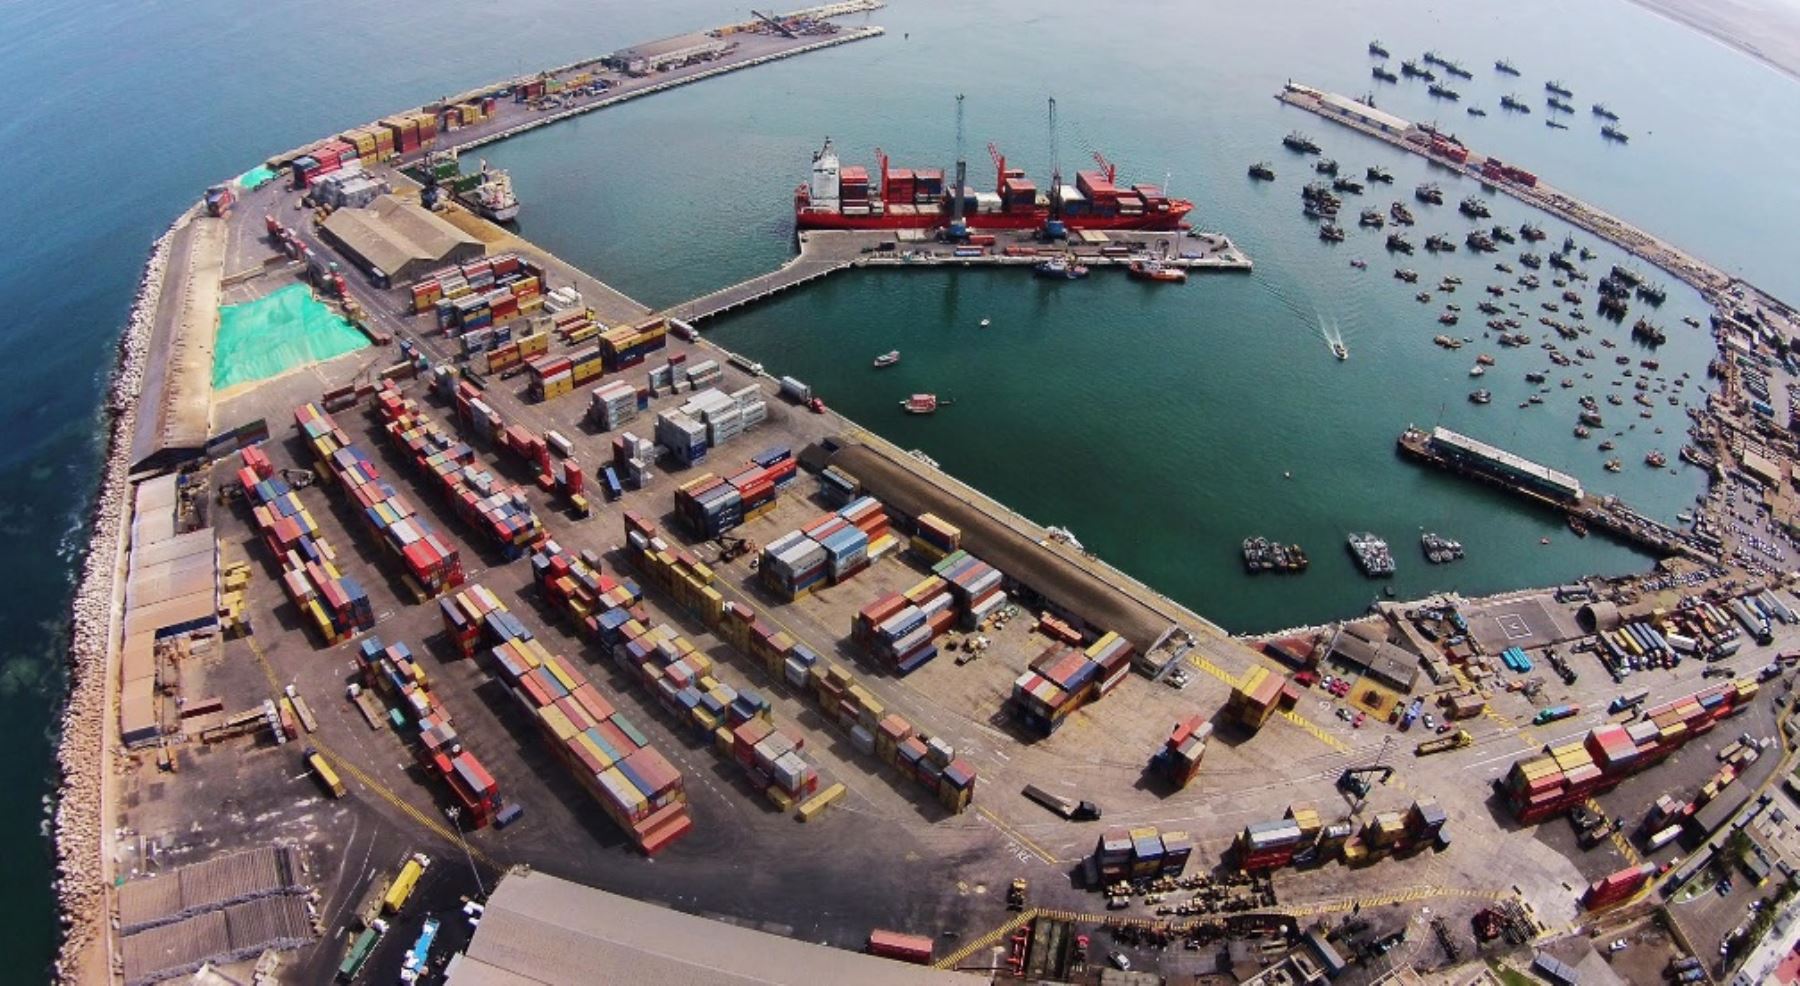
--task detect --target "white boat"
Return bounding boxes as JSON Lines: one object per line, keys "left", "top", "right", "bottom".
{"left": 462, "top": 161, "right": 520, "bottom": 222}
{"left": 979, "top": 317, "right": 991, "bottom": 327}
{"left": 873, "top": 350, "right": 900, "bottom": 368}
{"left": 901, "top": 393, "right": 941, "bottom": 414}
{"left": 1469, "top": 365, "right": 1486, "bottom": 377}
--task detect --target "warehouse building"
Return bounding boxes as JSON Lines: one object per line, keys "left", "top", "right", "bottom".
{"left": 605, "top": 32, "right": 733, "bottom": 75}
{"left": 319, "top": 194, "right": 483, "bottom": 286}
{"left": 120, "top": 473, "right": 219, "bottom": 748}
{"left": 1327, "top": 625, "right": 1422, "bottom": 692}
{"left": 443, "top": 870, "right": 978, "bottom": 984}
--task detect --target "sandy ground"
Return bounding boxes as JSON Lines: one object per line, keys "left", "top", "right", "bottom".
{"left": 1628, "top": 0, "right": 1800, "bottom": 82}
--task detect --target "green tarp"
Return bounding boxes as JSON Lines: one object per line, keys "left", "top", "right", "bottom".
{"left": 238, "top": 165, "right": 279, "bottom": 190}
{"left": 213, "top": 283, "right": 369, "bottom": 390}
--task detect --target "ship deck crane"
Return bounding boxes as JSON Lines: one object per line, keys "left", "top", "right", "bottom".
{"left": 874, "top": 147, "right": 889, "bottom": 202}
{"left": 948, "top": 94, "right": 968, "bottom": 240}
{"left": 988, "top": 141, "right": 1006, "bottom": 195}
{"left": 1044, "top": 96, "right": 1066, "bottom": 240}
{"left": 1092, "top": 150, "right": 1116, "bottom": 184}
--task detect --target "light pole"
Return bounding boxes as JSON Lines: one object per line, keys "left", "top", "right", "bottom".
{"left": 445, "top": 806, "right": 486, "bottom": 898}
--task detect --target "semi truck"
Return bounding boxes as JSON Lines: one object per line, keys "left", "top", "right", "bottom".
{"left": 1415, "top": 729, "right": 1473, "bottom": 756}
{"left": 1022, "top": 784, "right": 1102, "bottom": 821}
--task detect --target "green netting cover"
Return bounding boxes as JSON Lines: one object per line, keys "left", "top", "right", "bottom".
{"left": 213, "top": 283, "right": 369, "bottom": 390}
{"left": 239, "top": 165, "right": 279, "bottom": 190}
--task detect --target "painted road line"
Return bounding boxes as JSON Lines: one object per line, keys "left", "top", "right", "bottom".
{"left": 1185, "top": 652, "right": 1243, "bottom": 689}
{"left": 1276, "top": 709, "right": 1352, "bottom": 754}
{"left": 1274, "top": 885, "right": 1507, "bottom": 916}
{"left": 935, "top": 908, "right": 1036, "bottom": 970}
{"left": 976, "top": 806, "right": 1060, "bottom": 865}
{"left": 1587, "top": 797, "right": 1642, "bottom": 866}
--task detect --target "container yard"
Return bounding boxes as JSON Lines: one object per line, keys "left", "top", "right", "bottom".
{"left": 56, "top": 4, "right": 1800, "bottom": 985}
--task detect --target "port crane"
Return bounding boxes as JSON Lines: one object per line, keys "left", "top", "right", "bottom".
{"left": 1044, "top": 96, "right": 1066, "bottom": 240}
{"left": 948, "top": 94, "right": 969, "bottom": 240}
{"left": 749, "top": 10, "right": 797, "bottom": 38}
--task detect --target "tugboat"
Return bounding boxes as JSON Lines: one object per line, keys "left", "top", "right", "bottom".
{"left": 1360, "top": 207, "right": 1386, "bottom": 228}
{"left": 1459, "top": 196, "right": 1491, "bottom": 218}
{"left": 1631, "top": 318, "right": 1667, "bottom": 345}
{"left": 1347, "top": 532, "right": 1396, "bottom": 577}
{"left": 1333, "top": 176, "right": 1366, "bottom": 194}
{"left": 1369, "top": 40, "right": 1390, "bottom": 57}
{"left": 1468, "top": 389, "right": 1492, "bottom": 404}
{"left": 1500, "top": 94, "right": 1532, "bottom": 113}
{"left": 1425, "top": 233, "right": 1456, "bottom": 252}
{"left": 1491, "top": 225, "right": 1516, "bottom": 244}
{"left": 1033, "top": 256, "right": 1090, "bottom": 279}
{"left": 1389, "top": 201, "right": 1416, "bottom": 225}
{"left": 1315, "top": 157, "right": 1340, "bottom": 175}
{"left": 1395, "top": 268, "right": 1420, "bottom": 282}
{"left": 1568, "top": 516, "right": 1589, "bottom": 537}
{"left": 1247, "top": 161, "right": 1276, "bottom": 181}
{"left": 1129, "top": 260, "right": 1187, "bottom": 283}
{"left": 1421, "top": 532, "right": 1465, "bottom": 564}
{"left": 1545, "top": 80, "right": 1573, "bottom": 97}
{"left": 1466, "top": 229, "right": 1497, "bottom": 252}
{"left": 1428, "top": 82, "right": 1462, "bottom": 100}
{"left": 1366, "top": 165, "right": 1394, "bottom": 184}
{"left": 1401, "top": 60, "right": 1436, "bottom": 80}
{"left": 1283, "top": 131, "right": 1322, "bottom": 154}
{"left": 1519, "top": 223, "right": 1547, "bottom": 242}
{"left": 1415, "top": 183, "right": 1444, "bottom": 205}
{"left": 1601, "top": 123, "right": 1629, "bottom": 143}
{"left": 1318, "top": 222, "right": 1346, "bottom": 242}
{"left": 901, "top": 393, "right": 943, "bottom": 415}
{"left": 1592, "top": 103, "right": 1619, "bottom": 120}
{"left": 1495, "top": 58, "right": 1521, "bottom": 75}
{"left": 1372, "top": 65, "right": 1400, "bottom": 83}
{"left": 873, "top": 350, "right": 900, "bottom": 368}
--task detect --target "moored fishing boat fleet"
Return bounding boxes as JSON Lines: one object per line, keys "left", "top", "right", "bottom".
{"left": 1362, "top": 42, "right": 1633, "bottom": 142}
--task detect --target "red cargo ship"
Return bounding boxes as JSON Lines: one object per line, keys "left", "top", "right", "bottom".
{"left": 794, "top": 139, "right": 1193, "bottom": 232}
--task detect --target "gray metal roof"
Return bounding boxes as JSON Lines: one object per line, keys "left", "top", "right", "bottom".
{"left": 321, "top": 195, "right": 481, "bottom": 280}
{"left": 446, "top": 870, "right": 979, "bottom": 985}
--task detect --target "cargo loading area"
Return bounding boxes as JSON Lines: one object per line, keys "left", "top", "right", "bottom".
{"left": 87, "top": 5, "right": 1800, "bottom": 985}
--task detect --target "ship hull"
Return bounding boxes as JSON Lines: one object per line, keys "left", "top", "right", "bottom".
{"left": 796, "top": 205, "right": 1191, "bottom": 233}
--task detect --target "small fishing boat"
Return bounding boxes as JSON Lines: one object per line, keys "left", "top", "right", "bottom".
{"left": 1128, "top": 260, "right": 1187, "bottom": 283}
{"left": 872, "top": 350, "right": 900, "bottom": 368}
{"left": 901, "top": 393, "right": 945, "bottom": 414}
{"left": 979, "top": 317, "right": 991, "bottom": 327}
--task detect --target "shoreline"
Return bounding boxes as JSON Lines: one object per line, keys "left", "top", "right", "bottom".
{"left": 1624, "top": 0, "right": 1800, "bottom": 86}
{"left": 51, "top": 210, "right": 192, "bottom": 983}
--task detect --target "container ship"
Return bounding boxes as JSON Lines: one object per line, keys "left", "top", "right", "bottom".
{"left": 793, "top": 139, "right": 1193, "bottom": 232}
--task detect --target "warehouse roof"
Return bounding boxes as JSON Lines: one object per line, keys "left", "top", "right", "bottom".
{"left": 443, "top": 870, "right": 978, "bottom": 985}
{"left": 825, "top": 441, "right": 1174, "bottom": 650}
{"left": 320, "top": 195, "right": 481, "bottom": 281}
{"left": 130, "top": 216, "right": 226, "bottom": 472}
{"left": 1328, "top": 629, "right": 1421, "bottom": 691}
{"left": 612, "top": 32, "right": 730, "bottom": 61}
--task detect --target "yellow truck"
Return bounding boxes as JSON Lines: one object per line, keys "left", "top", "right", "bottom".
{"left": 305, "top": 748, "right": 346, "bottom": 798}
{"left": 382, "top": 853, "right": 431, "bottom": 914}
{"left": 1414, "top": 729, "right": 1473, "bottom": 756}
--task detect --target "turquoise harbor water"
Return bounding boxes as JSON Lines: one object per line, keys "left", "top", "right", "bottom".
{"left": 2, "top": 0, "right": 1798, "bottom": 971}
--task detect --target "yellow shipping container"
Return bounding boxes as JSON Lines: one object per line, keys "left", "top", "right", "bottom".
{"left": 797, "top": 782, "right": 846, "bottom": 821}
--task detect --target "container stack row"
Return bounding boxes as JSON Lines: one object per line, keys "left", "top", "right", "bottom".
{"left": 337, "top": 124, "right": 397, "bottom": 164}
{"left": 907, "top": 512, "right": 962, "bottom": 565}
{"left": 1093, "top": 825, "right": 1193, "bottom": 885}
{"left": 594, "top": 606, "right": 822, "bottom": 811}
{"left": 439, "top": 584, "right": 693, "bottom": 854}
{"left": 525, "top": 345, "right": 605, "bottom": 402}
{"left": 759, "top": 495, "right": 899, "bottom": 601}
{"left": 295, "top": 403, "right": 464, "bottom": 595}
{"left": 1008, "top": 631, "right": 1137, "bottom": 737}
{"left": 589, "top": 381, "right": 646, "bottom": 431}
{"left": 599, "top": 321, "right": 669, "bottom": 372}
{"left": 375, "top": 113, "right": 437, "bottom": 155}
{"left": 672, "top": 447, "right": 799, "bottom": 539}
{"left": 608, "top": 432, "right": 657, "bottom": 492}
{"left": 1153, "top": 715, "right": 1212, "bottom": 788}
{"left": 1503, "top": 678, "right": 1759, "bottom": 823}
{"left": 237, "top": 458, "right": 374, "bottom": 645}
{"left": 654, "top": 385, "right": 769, "bottom": 465}
{"left": 530, "top": 538, "right": 646, "bottom": 641}
{"left": 412, "top": 253, "right": 543, "bottom": 323}
{"left": 375, "top": 386, "right": 544, "bottom": 559}
{"left": 356, "top": 636, "right": 502, "bottom": 827}
{"left": 546, "top": 306, "right": 600, "bottom": 345}
{"left": 431, "top": 95, "right": 495, "bottom": 133}
{"left": 817, "top": 465, "right": 863, "bottom": 508}
{"left": 460, "top": 321, "right": 551, "bottom": 373}
{"left": 621, "top": 511, "right": 730, "bottom": 627}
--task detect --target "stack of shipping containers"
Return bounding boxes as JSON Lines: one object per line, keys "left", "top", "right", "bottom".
{"left": 356, "top": 636, "right": 502, "bottom": 826}
{"left": 759, "top": 495, "right": 898, "bottom": 600}
{"left": 375, "top": 385, "right": 544, "bottom": 559}
{"left": 1153, "top": 715, "right": 1212, "bottom": 788}
{"left": 599, "top": 321, "right": 668, "bottom": 371}
{"left": 235, "top": 446, "right": 374, "bottom": 644}
{"left": 1092, "top": 826, "right": 1192, "bottom": 885}
{"left": 622, "top": 511, "right": 729, "bottom": 626}
{"left": 413, "top": 254, "right": 544, "bottom": 328}
{"left": 907, "top": 512, "right": 962, "bottom": 564}
{"left": 1008, "top": 631, "right": 1137, "bottom": 737}
{"left": 1502, "top": 678, "right": 1759, "bottom": 823}
{"left": 672, "top": 448, "right": 798, "bottom": 539}
{"left": 524, "top": 345, "right": 604, "bottom": 402}
{"left": 588, "top": 380, "right": 645, "bottom": 431}
{"left": 440, "top": 584, "right": 692, "bottom": 854}
{"left": 294, "top": 403, "right": 463, "bottom": 595}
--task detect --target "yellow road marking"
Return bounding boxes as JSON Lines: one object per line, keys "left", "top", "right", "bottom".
{"left": 243, "top": 633, "right": 498, "bottom": 870}
{"left": 935, "top": 908, "right": 1036, "bottom": 969}
{"left": 1273, "top": 885, "right": 1509, "bottom": 916}
{"left": 1588, "top": 797, "right": 1642, "bottom": 866}
{"left": 1277, "top": 709, "right": 1351, "bottom": 753}
{"left": 975, "top": 806, "right": 1060, "bottom": 865}
{"left": 1185, "top": 652, "right": 1243, "bottom": 688}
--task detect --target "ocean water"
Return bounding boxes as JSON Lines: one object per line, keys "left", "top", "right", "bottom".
{"left": 1, "top": 0, "right": 1795, "bottom": 972}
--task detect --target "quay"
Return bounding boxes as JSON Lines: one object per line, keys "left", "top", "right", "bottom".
{"left": 664, "top": 228, "right": 1252, "bottom": 323}
{"left": 1396, "top": 425, "right": 1715, "bottom": 563}
{"left": 1275, "top": 83, "right": 1800, "bottom": 343}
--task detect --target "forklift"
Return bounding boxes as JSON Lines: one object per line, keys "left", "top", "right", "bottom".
{"left": 714, "top": 535, "right": 756, "bottom": 565}
{"left": 1337, "top": 764, "right": 1393, "bottom": 802}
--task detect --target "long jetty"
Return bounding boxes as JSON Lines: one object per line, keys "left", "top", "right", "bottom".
{"left": 1276, "top": 83, "right": 1798, "bottom": 340}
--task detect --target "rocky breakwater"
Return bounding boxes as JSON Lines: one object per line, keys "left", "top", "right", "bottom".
{"left": 51, "top": 209, "right": 191, "bottom": 984}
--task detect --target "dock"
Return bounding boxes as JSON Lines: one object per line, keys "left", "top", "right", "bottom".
{"left": 1395, "top": 426, "right": 1714, "bottom": 563}
{"left": 664, "top": 227, "right": 1252, "bottom": 323}
{"left": 1274, "top": 83, "right": 1798, "bottom": 339}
